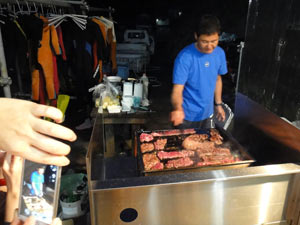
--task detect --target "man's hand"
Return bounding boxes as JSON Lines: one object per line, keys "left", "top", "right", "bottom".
{"left": 170, "top": 110, "right": 185, "bottom": 126}
{"left": 3, "top": 154, "right": 23, "bottom": 223}
{"left": 0, "top": 98, "right": 77, "bottom": 166}
{"left": 215, "top": 105, "right": 225, "bottom": 121}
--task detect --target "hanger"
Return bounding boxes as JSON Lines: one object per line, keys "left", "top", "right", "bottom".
{"left": 15, "top": 0, "right": 23, "bottom": 15}
{"left": 15, "top": 0, "right": 31, "bottom": 15}
{"left": 40, "top": 3, "right": 44, "bottom": 16}
{"left": 48, "top": 13, "right": 88, "bottom": 30}
{"left": 0, "top": 4, "right": 6, "bottom": 24}
{"left": 96, "top": 15, "right": 117, "bottom": 24}
{"left": 25, "top": 1, "right": 31, "bottom": 15}
{"left": 5, "top": 3, "right": 18, "bottom": 19}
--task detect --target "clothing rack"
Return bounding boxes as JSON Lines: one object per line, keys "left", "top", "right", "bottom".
{"left": 0, "top": 0, "right": 83, "bottom": 8}
{"left": 0, "top": 0, "right": 115, "bottom": 13}
{"left": 0, "top": 0, "right": 114, "bottom": 98}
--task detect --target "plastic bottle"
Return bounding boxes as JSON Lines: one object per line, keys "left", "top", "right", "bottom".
{"left": 140, "top": 73, "right": 149, "bottom": 106}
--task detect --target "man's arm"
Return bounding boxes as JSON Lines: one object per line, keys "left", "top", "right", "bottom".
{"left": 32, "top": 182, "right": 38, "bottom": 195}
{"left": 214, "top": 75, "right": 223, "bottom": 104}
{"left": 214, "top": 75, "right": 225, "bottom": 121}
{"left": 170, "top": 84, "right": 185, "bottom": 126}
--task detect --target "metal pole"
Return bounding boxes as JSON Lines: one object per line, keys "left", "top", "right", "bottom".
{"left": 0, "top": 26, "right": 11, "bottom": 98}
{"left": 235, "top": 41, "right": 244, "bottom": 94}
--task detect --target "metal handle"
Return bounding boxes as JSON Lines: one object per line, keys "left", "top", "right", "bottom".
{"left": 275, "top": 39, "right": 286, "bottom": 61}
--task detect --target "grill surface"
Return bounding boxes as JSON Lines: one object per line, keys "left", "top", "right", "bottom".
{"left": 136, "top": 127, "right": 255, "bottom": 176}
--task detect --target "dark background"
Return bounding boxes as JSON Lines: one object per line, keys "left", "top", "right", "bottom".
{"left": 87, "top": 0, "right": 249, "bottom": 64}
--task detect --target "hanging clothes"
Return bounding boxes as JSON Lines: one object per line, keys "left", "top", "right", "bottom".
{"left": 18, "top": 14, "right": 43, "bottom": 73}
{"left": 91, "top": 18, "right": 109, "bottom": 82}
{"left": 59, "top": 20, "right": 95, "bottom": 112}
{"left": 98, "top": 16, "right": 117, "bottom": 73}
{"left": 32, "top": 16, "right": 61, "bottom": 101}
{"left": 1, "top": 16, "right": 30, "bottom": 94}
{"left": 1, "top": 6, "right": 117, "bottom": 107}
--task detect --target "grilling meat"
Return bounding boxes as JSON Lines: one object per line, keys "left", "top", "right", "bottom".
{"left": 151, "top": 129, "right": 196, "bottom": 137}
{"left": 140, "top": 128, "right": 243, "bottom": 172}
{"left": 209, "top": 128, "right": 223, "bottom": 145}
{"left": 143, "top": 153, "right": 164, "bottom": 170}
{"left": 140, "top": 143, "right": 155, "bottom": 153}
{"left": 182, "top": 134, "right": 210, "bottom": 150}
{"left": 165, "top": 157, "right": 194, "bottom": 169}
{"left": 154, "top": 138, "right": 167, "bottom": 150}
{"left": 157, "top": 150, "right": 195, "bottom": 160}
{"left": 196, "top": 147, "right": 237, "bottom": 166}
{"left": 140, "top": 133, "right": 154, "bottom": 142}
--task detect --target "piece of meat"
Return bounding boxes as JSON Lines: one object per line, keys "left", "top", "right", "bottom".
{"left": 140, "top": 143, "right": 155, "bottom": 153}
{"left": 180, "top": 150, "right": 195, "bottom": 157}
{"left": 154, "top": 138, "right": 167, "bottom": 150}
{"left": 196, "top": 146, "right": 236, "bottom": 166}
{"left": 182, "top": 133, "right": 212, "bottom": 150}
{"left": 212, "top": 147, "right": 231, "bottom": 155}
{"left": 143, "top": 153, "right": 161, "bottom": 171}
{"left": 196, "top": 148, "right": 213, "bottom": 157}
{"left": 140, "top": 133, "right": 154, "bottom": 142}
{"left": 182, "top": 128, "right": 196, "bottom": 134}
{"left": 152, "top": 162, "right": 164, "bottom": 170}
{"left": 151, "top": 132, "right": 163, "bottom": 137}
{"left": 157, "top": 151, "right": 182, "bottom": 160}
{"left": 209, "top": 128, "right": 223, "bottom": 145}
{"left": 162, "top": 129, "right": 180, "bottom": 136}
{"left": 195, "top": 141, "right": 216, "bottom": 151}
{"left": 196, "top": 147, "right": 231, "bottom": 157}
{"left": 157, "top": 150, "right": 195, "bottom": 160}
{"left": 150, "top": 129, "right": 196, "bottom": 137}
{"left": 165, "top": 157, "right": 194, "bottom": 169}
{"left": 201, "top": 154, "right": 234, "bottom": 163}
{"left": 197, "top": 155, "right": 236, "bottom": 166}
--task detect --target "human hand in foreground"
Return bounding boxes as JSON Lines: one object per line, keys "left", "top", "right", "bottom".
{"left": 215, "top": 105, "right": 225, "bottom": 121}
{"left": 0, "top": 98, "right": 77, "bottom": 166}
{"left": 10, "top": 216, "right": 62, "bottom": 225}
{"left": 2, "top": 153, "right": 23, "bottom": 223}
{"left": 170, "top": 110, "right": 185, "bottom": 126}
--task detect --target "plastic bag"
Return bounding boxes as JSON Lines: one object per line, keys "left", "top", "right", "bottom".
{"left": 100, "top": 76, "right": 120, "bottom": 109}
{"left": 89, "top": 75, "right": 120, "bottom": 109}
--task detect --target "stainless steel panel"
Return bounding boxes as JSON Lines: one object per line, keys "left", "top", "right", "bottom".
{"left": 92, "top": 174, "right": 291, "bottom": 225}
{"left": 87, "top": 94, "right": 300, "bottom": 225}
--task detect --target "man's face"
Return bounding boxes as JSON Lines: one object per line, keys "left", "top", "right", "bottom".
{"left": 194, "top": 32, "right": 219, "bottom": 54}
{"left": 38, "top": 168, "right": 45, "bottom": 174}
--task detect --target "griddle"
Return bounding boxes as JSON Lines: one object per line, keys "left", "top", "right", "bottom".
{"left": 135, "top": 127, "right": 255, "bottom": 176}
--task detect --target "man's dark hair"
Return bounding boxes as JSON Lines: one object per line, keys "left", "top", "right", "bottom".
{"left": 195, "top": 15, "right": 221, "bottom": 36}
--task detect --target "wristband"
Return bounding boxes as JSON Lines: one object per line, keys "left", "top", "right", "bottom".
{"left": 214, "top": 102, "right": 223, "bottom": 106}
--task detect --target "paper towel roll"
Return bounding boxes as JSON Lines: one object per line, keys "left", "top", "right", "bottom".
{"left": 123, "top": 82, "right": 133, "bottom": 96}
{"left": 133, "top": 83, "right": 143, "bottom": 98}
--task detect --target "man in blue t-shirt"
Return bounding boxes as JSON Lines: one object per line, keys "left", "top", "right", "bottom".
{"left": 30, "top": 167, "right": 45, "bottom": 197}
{"left": 171, "top": 15, "right": 227, "bottom": 129}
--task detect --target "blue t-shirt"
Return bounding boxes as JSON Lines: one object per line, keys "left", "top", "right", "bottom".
{"left": 30, "top": 171, "right": 44, "bottom": 194}
{"left": 173, "top": 43, "right": 228, "bottom": 121}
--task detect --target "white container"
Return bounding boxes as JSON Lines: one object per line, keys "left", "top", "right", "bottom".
{"left": 123, "top": 82, "right": 133, "bottom": 96}
{"left": 107, "top": 105, "right": 122, "bottom": 113}
{"left": 133, "top": 82, "right": 143, "bottom": 99}
{"left": 60, "top": 198, "right": 85, "bottom": 219}
{"left": 121, "top": 95, "right": 133, "bottom": 111}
